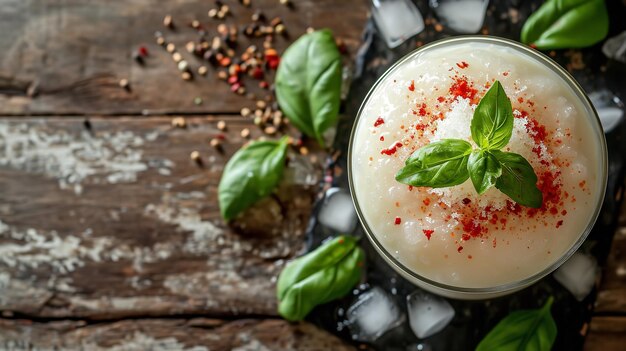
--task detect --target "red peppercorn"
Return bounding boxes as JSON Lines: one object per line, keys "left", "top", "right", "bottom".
{"left": 138, "top": 46, "right": 149, "bottom": 57}
{"left": 394, "top": 217, "right": 401, "bottom": 225}
{"left": 267, "top": 57, "right": 280, "bottom": 70}
{"left": 252, "top": 67, "right": 264, "bottom": 79}
{"left": 220, "top": 57, "right": 232, "bottom": 67}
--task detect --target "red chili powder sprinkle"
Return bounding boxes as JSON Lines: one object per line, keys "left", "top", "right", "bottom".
{"left": 556, "top": 220, "right": 564, "bottom": 228}
{"left": 374, "top": 117, "right": 385, "bottom": 127}
{"left": 437, "top": 96, "right": 445, "bottom": 103}
{"left": 457, "top": 246, "right": 464, "bottom": 253}
{"left": 518, "top": 97, "right": 524, "bottom": 103}
{"left": 449, "top": 77, "right": 478, "bottom": 100}
{"left": 381, "top": 142, "right": 403, "bottom": 155}
{"left": 423, "top": 229, "right": 434, "bottom": 240}
{"left": 418, "top": 103, "right": 427, "bottom": 116}
{"left": 503, "top": 71, "right": 509, "bottom": 76}
{"left": 462, "top": 198, "right": 471, "bottom": 205}
{"left": 394, "top": 217, "right": 401, "bottom": 225}
{"left": 408, "top": 80, "right": 415, "bottom": 91}
{"left": 462, "top": 218, "right": 483, "bottom": 238}
{"left": 456, "top": 61, "right": 469, "bottom": 69}
{"left": 423, "top": 198, "right": 431, "bottom": 206}
{"left": 415, "top": 123, "right": 427, "bottom": 131}
{"left": 380, "top": 136, "right": 385, "bottom": 141}
{"left": 527, "top": 118, "right": 548, "bottom": 144}
{"left": 408, "top": 185, "right": 414, "bottom": 191}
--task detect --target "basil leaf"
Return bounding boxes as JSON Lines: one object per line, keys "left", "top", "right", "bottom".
{"left": 521, "top": 0, "right": 609, "bottom": 50}
{"left": 218, "top": 137, "right": 289, "bottom": 220}
{"left": 492, "top": 150, "right": 543, "bottom": 208}
{"left": 476, "top": 297, "right": 557, "bottom": 351}
{"left": 275, "top": 29, "right": 342, "bottom": 147}
{"left": 468, "top": 150, "right": 502, "bottom": 194}
{"left": 277, "top": 235, "right": 364, "bottom": 321}
{"left": 471, "top": 81, "right": 514, "bottom": 150}
{"left": 396, "top": 139, "right": 472, "bottom": 188}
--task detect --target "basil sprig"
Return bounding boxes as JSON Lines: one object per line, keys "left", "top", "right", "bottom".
{"left": 471, "top": 80, "right": 514, "bottom": 150}
{"left": 396, "top": 139, "right": 472, "bottom": 188}
{"left": 521, "top": 0, "right": 609, "bottom": 50}
{"left": 492, "top": 150, "right": 543, "bottom": 209}
{"left": 476, "top": 297, "right": 557, "bottom": 351}
{"left": 277, "top": 235, "right": 364, "bottom": 321}
{"left": 275, "top": 29, "right": 342, "bottom": 148}
{"left": 396, "top": 81, "right": 543, "bottom": 208}
{"left": 218, "top": 136, "right": 289, "bottom": 220}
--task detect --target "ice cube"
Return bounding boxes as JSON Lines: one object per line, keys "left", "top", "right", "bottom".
{"left": 406, "top": 343, "right": 432, "bottom": 351}
{"left": 598, "top": 107, "right": 624, "bottom": 133}
{"left": 406, "top": 290, "right": 455, "bottom": 339}
{"left": 589, "top": 90, "right": 624, "bottom": 134}
{"left": 346, "top": 286, "right": 405, "bottom": 342}
{"left": 284, "top": 155, "right": 318, "bottom": 186}
{"left": 553, "top": 252, "right": 598, "bottom": 301}
{"left": 318, "top": 188, "right": 358, "bottom": 233}
{"left": 602, "top": 31, "right": 626, "bottom": 64}
{"left": 430, "top": 0, "right": 489, "bottom": 34}
{"left": 372, "top": 0, "right": 425, "bottom": 48}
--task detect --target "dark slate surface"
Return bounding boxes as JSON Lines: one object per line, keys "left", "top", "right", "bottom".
{"left": 305, "top": 0, "right": 626, "bottom": 350}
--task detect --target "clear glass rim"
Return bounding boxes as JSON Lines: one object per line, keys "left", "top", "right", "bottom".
{"left": 347, "top": 35, "right": 609, "bottom": 295}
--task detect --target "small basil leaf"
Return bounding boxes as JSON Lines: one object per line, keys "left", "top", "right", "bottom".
{"left": 471, "top": 81, "right": 514, "bottom": 150}
{"left": 277, "top": 236, "right": 364, "bottom": 321}
{"left": 218, "top": 137, "right": 289, "bottom": 220}
{"left": 476, "top": 297, "right": 557, "bottom": 351}
{"left": 468, "top": 150, "right": 502, "bottom": 194}
{"left": 492, "top": 150, "right": 543, "bottom": 208}
{"left": 396, "top": 139, "right": 472, "bottom": 188}
{"left": 521, "top": 0, "right": 609, "bottom": 50}
{"left": 275, "top": 29, "right": 342, "bottom": 147}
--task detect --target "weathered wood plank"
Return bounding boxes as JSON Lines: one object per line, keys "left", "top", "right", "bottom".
{"left": 0, "top": 0, "right": 368, "bottom": 115}
{"left": 584, "top": 316, "right": 626, "bottom": 351}
{"left": 0, "top": 116, "right": 323, "bottom": 318}
{"left": 594, "top": 218, "right": 626, "bottom": 313}
{"left": 0, "top": 318, "right": 357, "bottom": 350}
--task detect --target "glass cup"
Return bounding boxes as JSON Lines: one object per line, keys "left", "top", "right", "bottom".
{"left": 347, "top": 36, "right": 608, "bottom": 299}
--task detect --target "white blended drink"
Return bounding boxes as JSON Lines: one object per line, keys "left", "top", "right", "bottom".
{"left": 349, "top": 37, "right": 607, "bottom": 299}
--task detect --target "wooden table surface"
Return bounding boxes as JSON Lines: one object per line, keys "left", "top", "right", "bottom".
{"left": 0, "top": 1, "right": 624, "bottom": 350}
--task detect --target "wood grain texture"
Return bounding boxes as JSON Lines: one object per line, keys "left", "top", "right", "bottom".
{"left": 594, "top": 218, "right": 626, "bottom": 313}
{"left": 0, "top": 116, "right": 323, "bottom": 319}
{"left": 0, "top": 0, "right": 368, "bottom": 115}
{"left": 0, "top": 318, "right": 356, "bottom": 350}
{"left": 584, "top": 316, "right": 626, "bottom": 351}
